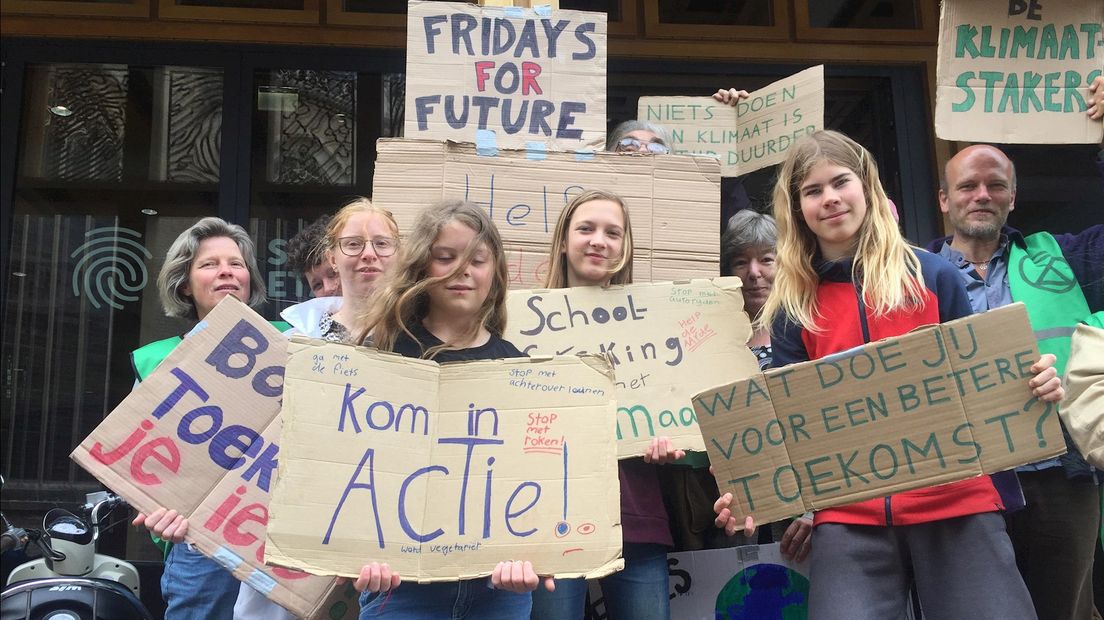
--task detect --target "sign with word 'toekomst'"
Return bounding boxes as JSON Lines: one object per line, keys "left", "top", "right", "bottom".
{"left": 638, "top": 66, "right": 824, "bottom": 176}
{"left": 694, "top": 303, "right": 1066, "bottom": 524}
{"left": 505, "top": 278, "right": 762, "bottom": 458}
{"left": 71, "top": 298, "right": 356, "bottom": 619}
{"left": 936, "top": 0, "right": 1104, "bottom": 143}
{"left": 406, "top": 0, "right": 607, "bottom": 151}
{"left": 263, "top": 341, "right": 623, "bottom": 581}
{"left": 372, "top": 139, "right": 722, "bottom": 290}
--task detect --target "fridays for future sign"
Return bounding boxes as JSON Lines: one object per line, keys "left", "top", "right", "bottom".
{"left": 405, "top": 0, "right": 607, "bottom": 151}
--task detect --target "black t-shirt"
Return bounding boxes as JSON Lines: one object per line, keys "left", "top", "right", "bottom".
{"left": 392, "top": 321, "right": 525, "bottom": 362}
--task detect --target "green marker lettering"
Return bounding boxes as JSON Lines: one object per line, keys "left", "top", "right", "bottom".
{"left": 805, "top": 456, "right": 840, "bottom": 495}
{"left": 902, "top": 432, "right": 945, "bottom": 474}
{"left": 983, "top": 411, "right": 1020, "bottom": 453}
{"left": 1044, "top": 71, "right": 1062, "bottom": 112}
{"left": 952, "top": 422, "right": 981, "bottom": 465}
{"left": 955, "top": 24, "right": 980, "bottom": 58}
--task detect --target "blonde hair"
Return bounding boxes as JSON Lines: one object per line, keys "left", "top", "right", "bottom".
{"left": 326, "top": 197, "right": 400, "bottom": 256}
{"left": 544, "top": 189, "right": 634, "bottom": 288}
{"left": 355, "top": 200, "right": 508, "bottom": 358}
{"left": 759, "top": 130, "right": 924, "bottom": 333}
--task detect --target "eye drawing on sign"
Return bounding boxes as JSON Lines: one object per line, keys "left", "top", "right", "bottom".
{"left": 71, "top": 226, "right": 153, "bottom": 310}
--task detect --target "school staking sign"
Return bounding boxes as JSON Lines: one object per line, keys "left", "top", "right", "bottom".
{"left": 935, "top": 0, "right": 1104, "bottom": 144}
{"left": 372, "top": 138, "right": 722, "bottom": 289}
{"left": 693, "top": 303, "right": 1067, "bottom": 524}
{"left": 505, "top": 278, "right": 762, "bottom": 458}
{"left": 405, "top": 0, "right": 607, "bottom": 151}
{"left": 263, "top": 341, "right": 624, "bottom": 581}
{"left": 637, "top": 66, "right": 824, "bottom": 176}
{"left": 70, "top": 298, "right": 356, "bottom": 620}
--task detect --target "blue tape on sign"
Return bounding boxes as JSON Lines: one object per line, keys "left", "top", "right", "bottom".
{"left": 211, "top": 546, "right": 244, "bottom": 572}
{"left": 476, "top": 129, "right": 499, "bottom": 156}
{"left": 187, "top": 320, "right": 209, "bottom": 337}
{"left": 534, "top": 4, "right": 552, "bottom": 16}
{"left": 526, "top": 141, "right": 548, "bottom": 160}
{"left": 246, "top": 570, "right": 278, "bottom": 595}
{"left": 504, "top": 6, "right": 523, "bottom": 17}
{"left": 575, "top": 149, "right": 596, "bottom": 161}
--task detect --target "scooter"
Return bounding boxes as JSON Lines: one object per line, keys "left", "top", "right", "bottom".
{"left": 1, "top": 475, "right": 152, "bottom": 620}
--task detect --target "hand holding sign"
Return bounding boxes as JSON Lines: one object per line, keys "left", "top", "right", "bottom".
{"left": 1089, "top": 76, "right": 1104, "bottom": 121}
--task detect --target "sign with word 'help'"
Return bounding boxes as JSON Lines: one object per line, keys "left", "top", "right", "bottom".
{"left": 264, "top": 341, "right": 624, "bottom": 581}
{"left": 71, "top": 298, "right": 356, "bottom": 620}
{"left": 935, "top": 0, "right": 1104, "bottom": 143}
{"left": 694, "top": 303, "right": 1066, "bottom": 524}
{"left": 405, "top": 0, "right": 607, "bottom": 152}
{"left": 372, "top": 138, "right": 722, "bottom": 289}
{"left": 505, "top": 278, "right": 762, "bottom": 458}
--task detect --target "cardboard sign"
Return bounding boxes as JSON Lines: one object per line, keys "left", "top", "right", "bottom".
{"left": 935, "top": 0, "right": 1104, "bottom": 144}
{"left": 70, "top": 298, "right": 356, "bottom": 620}
{"left": 372, "top": 138, "right": 722, "bottom": 289}
{"left": 405, "top": 0, "right": 607, "bottom": 151}
{"left": 263, "top": 341, "right": 624, "bottom": 581}
{"left": 638, "top": 66, "right": 825, "bottom": 176}
{"left": 505, "top": 278, "right": 761, "bottom": 458}
{"left": 693, "top": 303, "right": 1066, "bottom": 524}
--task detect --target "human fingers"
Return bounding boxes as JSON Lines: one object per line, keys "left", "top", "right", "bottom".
{"left": 743, "top": 515, "right": 757, "bottom": 538}
{"left": 713, "top": 492, "right": 733, "bottom": 516}
{"left": 151, "top": 509, "right": 179, "bottom": 538}
{"left": 1028, "top": 353, "right": 1056, "bottom": 375}
{"left": 161, "top": 516, "right": 189, "bottom": 543}
{"left": 354, "top": 563, "right": 378, "bottom": 592}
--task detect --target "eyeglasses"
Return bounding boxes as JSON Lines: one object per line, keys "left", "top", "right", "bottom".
{"left": 616, "top": 138, "right": 670, "bottom": 155}
{"left": 337, "top": 236, "right": 398, "bottom": 257}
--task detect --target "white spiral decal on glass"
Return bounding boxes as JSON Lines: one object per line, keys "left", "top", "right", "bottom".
{"left": 71, "top": 227, "right": 152, "bottom": 309}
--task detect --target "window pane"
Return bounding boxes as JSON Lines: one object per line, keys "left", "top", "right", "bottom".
{"left": 658, "top": 0, "right": 773, "bottom": 26}
{"left": 3, "top": 63, "right": 222, "bottom": 493}
{"left": 807, "top": 0, "right": 919, "bottom": 29}
{"left": 254, "top": 69, "right": 356, "bottom": 187}
{"left": 344, "top": 0, "right": 619, "bottom": 19}
{"left": 250, "top": 69, "right": 365, "bottom": 307}
{"left": 174, "top": 0, "right": 303, "bottom": 8}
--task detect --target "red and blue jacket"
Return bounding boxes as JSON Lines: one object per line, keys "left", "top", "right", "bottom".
{"left": 771, "top": 248, "right": 1008, "bottom": 527}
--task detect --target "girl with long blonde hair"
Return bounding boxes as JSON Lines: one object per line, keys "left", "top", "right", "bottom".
{"left": 714, "top": 130, "right": 1064, "bottom": 619}
{"left": 532, "top": 189, "right": 678, "bottom": 620}
{"left": 351, "top": 200, "right": 553, "bottom": 618}
{"left": 543, "top": 189, "right": 634, "bottom": 289}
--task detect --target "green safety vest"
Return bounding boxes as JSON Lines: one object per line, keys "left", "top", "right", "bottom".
{"left": 1007, "top": 232, "right": 1093, "bottom": 474}
{"left": 1007, "top": 231, "right": 1090, "bottom": 379}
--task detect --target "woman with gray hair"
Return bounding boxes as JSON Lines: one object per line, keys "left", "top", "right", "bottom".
{"left": 721, "top": 209, "right": 777, "bottom": 367}
{"left": 607, "top": 120, "right": 671, "bottom": 154}
{"left": 128, "top": 216, "right": 276, "bottom": 620}
{"left": 716, "top": 208, "right": 814, "bottom": 561}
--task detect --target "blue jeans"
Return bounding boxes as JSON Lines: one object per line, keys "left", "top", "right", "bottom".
{"left": 359, "top": 578, "right": 532, "bottom": 619}
{"left": 530, "top": 543, "right": 670, "bottom": 620}
{"left": 161, "top": 543, "right": 239, "bottom": 620}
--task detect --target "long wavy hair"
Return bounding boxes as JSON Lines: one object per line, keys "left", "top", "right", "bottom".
{"left": 355, "top": 200, "right": 508, "bottom": 358}
{"left": 759, "top": 130, "right": 924, "bottom": 333}
{"left": 544, "top": 189, "right": 634, "bottom": 288}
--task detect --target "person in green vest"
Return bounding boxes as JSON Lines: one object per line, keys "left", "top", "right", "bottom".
{"left": 129, "top": 216, "right": 278, "bottom": 620}
{"left": 927, "top": 144, "right": 1103, "bottom": 620}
